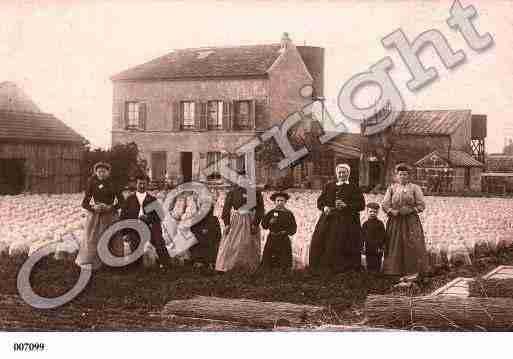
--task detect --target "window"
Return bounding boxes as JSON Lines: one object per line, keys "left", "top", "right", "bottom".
{"left": 181, "top": 101, "right": 195, "bottom": 129}
{"left": 234, "top": 101, "right": 251, "bottom": 130}
{"left": 319, "top": 153, "right": 334, "bottom": 177}
{"left": 127, "top": 102, "right": 140, "bottom": 128}
{"left": 236, "top": 156, "right": 246, "bottom": 173}
{"left": 208, "top": 101, "right": 223, "bottom": 129}
{"left": 207, "top": 152, "right": 222, "bottom": 179}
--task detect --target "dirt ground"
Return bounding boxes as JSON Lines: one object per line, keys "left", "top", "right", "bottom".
{"left": 1, "top": 248, "right": 513, "bottom": 331}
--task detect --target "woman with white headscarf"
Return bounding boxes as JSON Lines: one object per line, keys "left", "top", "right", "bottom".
{"left": 309, "top": 163, "right": 365, "bottom": 273}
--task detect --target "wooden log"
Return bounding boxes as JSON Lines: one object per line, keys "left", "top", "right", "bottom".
{"left": 162, "top": 296, "right": 327, "bottom": 327}
{"left": 365, "top": 294, "right": 513, "bottom": 330}
{"left": 469, "top": 278, "right": 513, "bottom": 298}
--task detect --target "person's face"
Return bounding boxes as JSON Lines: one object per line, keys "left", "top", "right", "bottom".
{"left": 95, "top": 167, "right": 110, "bottom": 181}
{"left": 136, "top": 179, "right": 147, "bottom": 193}
{"left": 336, "top": 167, "right": 350, "bottom": 181}
{"left": 368, "top": 208, "right": 378, "bottom": 218}
{"left": 397, "top": 170, "right": 409, "bottom": 184}
{"left": 275, "top": 197, "right": 287, "bottom": 208}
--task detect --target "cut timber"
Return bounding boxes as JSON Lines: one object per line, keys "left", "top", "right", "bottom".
{"left": 429, "top": 277, "right": 471, "bottom": 297}
{"left": 365, "top": 295, "right": 513, "bottom": 330}
{"left": 469, "top": 278, "right": 513, "bottom": 298}
{"left": 162, "top": 296, "right": 327, "bottom": 327}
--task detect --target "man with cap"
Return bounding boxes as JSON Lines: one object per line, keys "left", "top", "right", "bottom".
{"left": 309, "top": 163, "right": 366, "bottom": 273}
{"left": 261, "top": 191, "right": 297, "bottom": 271}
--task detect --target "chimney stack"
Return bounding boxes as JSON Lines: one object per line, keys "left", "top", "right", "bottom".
{"left": 281, "top": 32, "right": 292, "bottom": 49}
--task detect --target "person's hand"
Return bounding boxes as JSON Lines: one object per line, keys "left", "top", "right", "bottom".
{"left": 224, "top": 226, "right": 231, "bottom": 236}
{"left": 399, "top": 207, "right": 412, "bottom": 216}
{"left": 201, "top": 228, "right": 208, "bottom": 234}
{"left": 269, "top": 217, "right": 278, "bottom": 225}
{"left": 390, "top": 209, "right": 399, "bottom": 216}
{"left": 323, "top": 206, "right": 331, "bottom": 215}
{"left": 335, "top": 200, "right": 347, "bottom": 209}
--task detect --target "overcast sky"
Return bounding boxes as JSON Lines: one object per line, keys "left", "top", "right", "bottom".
{"left": 1, "top": 0, "right": 511, "bottom": 153}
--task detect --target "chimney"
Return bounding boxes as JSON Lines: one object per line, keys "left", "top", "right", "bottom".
{"left": 281, "top": 32, "right": 292, "bottom": 49}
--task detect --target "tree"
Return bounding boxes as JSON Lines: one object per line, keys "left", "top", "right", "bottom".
{"left": 81, "top": 142, "right": 146, "bottom": 189}
{"left": 504, "top": 139, "right": 513, "bottom": 155}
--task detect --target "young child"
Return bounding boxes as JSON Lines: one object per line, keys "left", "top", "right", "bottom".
{"left": 261, "top": 191, "right": 297, "bottom": 271}
{"left": 361, "top": 202, "right": 387, "bottom": 273}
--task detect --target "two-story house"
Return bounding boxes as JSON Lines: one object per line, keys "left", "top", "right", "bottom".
{"left": 111, "top": 33, "right": 324, "bottom": 186}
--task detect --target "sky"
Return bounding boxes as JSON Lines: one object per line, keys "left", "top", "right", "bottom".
{"left": 0, "top": 0, "right": 512, "bottom": 153}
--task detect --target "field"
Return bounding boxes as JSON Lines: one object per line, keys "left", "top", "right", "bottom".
{"left": 1, "top": 191, "right": 513, "bottom": 266}
{"left": 1, "top": 191, "right": 513, "bottom": 330}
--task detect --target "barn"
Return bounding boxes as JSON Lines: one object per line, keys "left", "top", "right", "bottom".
{"left": 0, "top": 82, "right": 85, "bottom": 194}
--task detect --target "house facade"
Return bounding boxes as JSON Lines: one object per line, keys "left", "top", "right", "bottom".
{"left": 111, "top": 33, "right": 325, "bottom": 186}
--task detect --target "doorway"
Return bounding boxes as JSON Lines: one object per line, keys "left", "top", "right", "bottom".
{"left": 151, "top": 151, "right": 167, "bottom": 181}
{"left": 0, "top": 159, "right": 25, "bottom": 194}
{"left": 181, "top": 152, "right": 193, "bottom": 183}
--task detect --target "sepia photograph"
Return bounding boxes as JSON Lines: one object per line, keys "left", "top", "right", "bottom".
{"left": 0, "top": 0, "right": 513, "bottom": 356}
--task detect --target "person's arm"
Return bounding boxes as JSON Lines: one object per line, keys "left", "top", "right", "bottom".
{"left": 81, "top": 178, "right": 95, "bottom": 213}
{"left": 381, "top": 186, "right": 393, "bottom": 215}
{"left": 287, "top": 212, "right": 297, "bottom": 236}
{"left": 317, "top": 183, "right": 330, "bottom": 212}
{"left": 112, "top": 186, "right": 124, "bottom": 211}
{"left": 221, "top": 191, "right": 233, "bottom": 227}
{"left": 346, "top": 186, "right": 365, "bottom": 212}
{"left": 261, "top": 210, "right": 272, "bottom": 230}
{"left": 413, "top": 184, "right": 426, "bottom": 213}
{"left": 252, "top": 191, "right": 265, "bottom": 227}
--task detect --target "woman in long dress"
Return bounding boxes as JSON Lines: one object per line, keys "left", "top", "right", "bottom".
{"left": 215, "top": 170, "right": 264, "bottom": 273}
{"left": 381, "top": 163, "right": 429, "bottom": 277}
{"left": 309, "top": 163, "right": 366, "bottom": 273}
{"left": 76, "top": 162, "right": 124, "bottom": 270}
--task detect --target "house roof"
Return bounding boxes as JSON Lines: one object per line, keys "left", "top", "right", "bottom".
{"left": 486, "top": 155, "right": 513, "bottom": 173}
{"left": 393, "top": 110, "right": 471, "bottom": 136}
{"left": 111, "top": 44, "right": 286, "bottom": 81}
{"left": 0, "top": 110, "right": 85, "bottom": 144}
{"left": 415, "top": 150, "right": 483, "bottom": 168}
{"left": 326, "top": 133, "right": 362, "bottom": 159}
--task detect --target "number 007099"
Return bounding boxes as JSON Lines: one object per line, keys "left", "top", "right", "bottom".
{"left": 13, "top": 343, "right": 46, "bottom": 351}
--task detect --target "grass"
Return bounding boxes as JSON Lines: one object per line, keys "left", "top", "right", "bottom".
{"left": 1, "top": 247, "right": 513, "bottom": 330}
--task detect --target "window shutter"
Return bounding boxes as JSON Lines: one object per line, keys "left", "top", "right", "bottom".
{"left": 115, "top": 101, "right": 125, "bottom": 129}
{"left": 255, "top": 99, "right": 266, "bottom": 131}
{"left": 123, "top": 102, "right": 128, "bottom": 129}
{"left": 173, "top": 101, "right": 181, "bottom": 131}
{"left": 222, "top": 101, "right": 230, "bottom": 130}
{"left": 139, "top": 102, "right": 147, "bottom": 130}
{"left": 200, "top": 102, "right": 208, "bottom": 130}
{"left": 230, "top": 101, "right": 236, "bottom": 130}
{"left": 194, "top": 101, "right": 202, "bottom": 130}
{"left": 250, "top": 99, "right": 256, "bottom": 130}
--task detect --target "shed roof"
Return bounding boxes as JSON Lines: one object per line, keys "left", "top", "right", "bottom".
{"left": 393, "top": 110, "right": 471, "bottom": 136}
{"left": 0, "top": 110, "right": 85, "bottom": 144}
{"left": 415, "top": 150, "right": 483, "bottom": 168}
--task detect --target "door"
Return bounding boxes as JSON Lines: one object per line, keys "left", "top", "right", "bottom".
{"left": 181, "top": 152, "right": 193, "bottom": 183}
{"left": 151, "top": 151, "right": 167, "bottom": 181}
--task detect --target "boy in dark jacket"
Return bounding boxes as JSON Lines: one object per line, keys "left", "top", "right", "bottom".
{"left": 261, "top": 191, "right": 297, "bottom": 271}
{"left": 361, "top": 202, "right": 387, "bottom": 273}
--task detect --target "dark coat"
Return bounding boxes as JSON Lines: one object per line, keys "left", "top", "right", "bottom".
{"left": 309, "top": 181, "right": 365, "bottom": 272}
{"left": 120, "top": 193, "right": 165, "bottom": 253}
{"left": 190, "top": 208, "right": 222, "bottom": 264}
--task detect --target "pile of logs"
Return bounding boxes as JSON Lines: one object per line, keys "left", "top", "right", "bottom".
{"left": 469, "top": 278, "right": 513, "bottom": 298}
{"left": 365, "top": 294, "right": 513, "bottom": 330}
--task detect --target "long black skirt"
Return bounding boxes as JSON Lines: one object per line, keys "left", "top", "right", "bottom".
{"left": 309, "top": 211, "right": 362, "bottom": 272}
